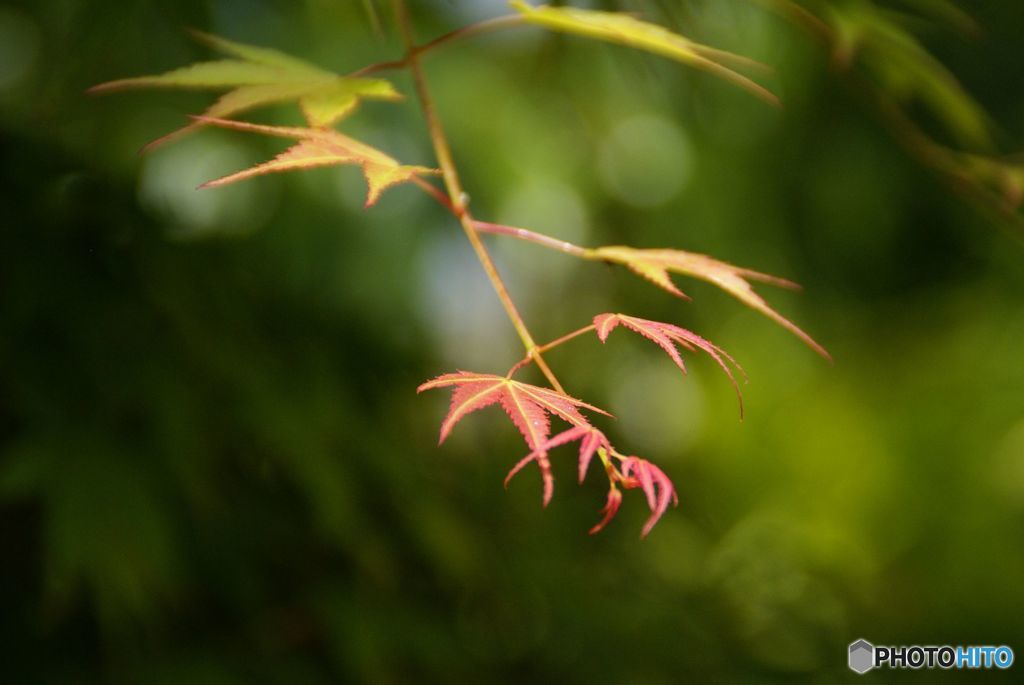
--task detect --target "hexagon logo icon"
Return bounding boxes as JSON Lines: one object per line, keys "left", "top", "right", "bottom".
{"left": 849, "top": 639, "right": 875, "bottom": 674}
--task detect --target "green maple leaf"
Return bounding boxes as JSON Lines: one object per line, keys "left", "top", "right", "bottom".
{"left": 588, "top": 245, "right": 831, "bottom": 360}
{"left": 90, "top": 31, "right": 401, "bottom": 147}
{"left": 510, "top": 0, "right": 778, "bottom": 105}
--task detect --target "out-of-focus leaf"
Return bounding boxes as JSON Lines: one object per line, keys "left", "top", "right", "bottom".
{"left": 894, "top": 0, "right": 980, "bottom": 35}
{"left": 360, "top": 0, "right": 383, "bottom": 35}
{"left": 587, "top": 245, "right": 830, "bottom": 359}
{"left": 90, "top": 32, "right": 402, "bottom": 146}
{"left": 91, "top": 60, "right": 314, "bottom": 90}
{"left": 189, "top": 30, "right": 328, "bottom": 71}
{"left": 193, "top": 117, "right": 437, "bottom": 207}
{"left": 300, "top": 79, "right": 401, "bottom": 127}
{"left": 42, "top": 436, "right": 181, "bottom": 627}
{"left": 822, "top": 1, "right": 991, "bottom": 149}
{"left": 765, "top": 1, "right": 1019, "bottom": 229}
{"left": 946, "top": 151, "right": 1024, "bottom": 220}
{"left": 509, "top": 0, "right": 778, "bottom": 105}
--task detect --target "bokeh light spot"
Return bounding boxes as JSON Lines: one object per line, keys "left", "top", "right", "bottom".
{"left": 598, "top": 113, "right": 693, "bottom": 208}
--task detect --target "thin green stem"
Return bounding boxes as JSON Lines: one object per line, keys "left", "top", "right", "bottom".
{"left": 507, "top": 324, "right": 596, "bottom": 378}
{"left": 347, "top": 14, "right": 526, "bottom": 78}
{"left": 414, "top": 15, "right": 525, "bottom": 59}
{"left": 394, "top": 1, "right": 565, "bottom": 393}
{"left": 345, "top": 58, "right": 406, "bottom": 79}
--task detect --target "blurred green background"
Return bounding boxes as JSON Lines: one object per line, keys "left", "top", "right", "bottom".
{"left": 1, "top": 0, "right": 1022, "bottom": 682}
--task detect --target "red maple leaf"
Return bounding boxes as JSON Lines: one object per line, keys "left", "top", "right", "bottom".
{"left": 594, "top": 313, "right": 746, "bottom": 416}
{"left": 503, "top": 425, "right": 611, "bottom": 504}
{"left": 590, "top": 488, "right": 623, "bottom": 536}
{"left": 589, "top": 246, "right": 830, "bottom": 360}
{"left": 413, "top": 370, "right": 606, "bottom": 505}
{"left": 417, "top": 372, "right": 611, "bottom": 504}
{"left": 420, "top": 372, "right": 683, "bottom": 537}
{"left": 619, "top": 456, "right": 678, "bottom": 537}
{"left": 503, "top": 425, "right": 678, "bottom": 537}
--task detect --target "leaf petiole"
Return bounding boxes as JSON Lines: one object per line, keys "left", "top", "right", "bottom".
{"left": 473, "top": 221, "right": 587, "bottom": 257}
{"left": 347, "top": 14, "right": 527, "bottom": 79}
{"left": 506, "top": 324, "right": 597, "bottom": 378}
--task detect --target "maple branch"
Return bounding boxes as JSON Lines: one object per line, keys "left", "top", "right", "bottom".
{"left": 414, "top": 15, "right": 527, "bottom": 59}
{"left": 507, "top": 324, "right": 597, "bottom": 378}
{"left": 457, "top": 218, "right": 829, "bottom": 360}
{"left": 394, "top": 0, "right": 566, "bottom": 393}
{"left": 473, "top": 221, "right": 588, "bottom": 257}
{"left": 456, "top": 218, "right": 596, "bottom": 261}
{"left": 348, "top": 14, "right": 526, "bottom": 78}
{"left": 410, "top": 186, "right": 592, "bottom": 258}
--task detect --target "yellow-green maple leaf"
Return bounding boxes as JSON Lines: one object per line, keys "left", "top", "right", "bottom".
{"left": 90, "top": 31, "right": 401, "bottom": 146}
{"left": 824, "top": 1, "right": 991, "bottom": 149}
{"left": 588, "top": 245, "right": 830, "bottom": 360}
{"left": 509, "top": 1, "right": 777, "bottom": 105}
